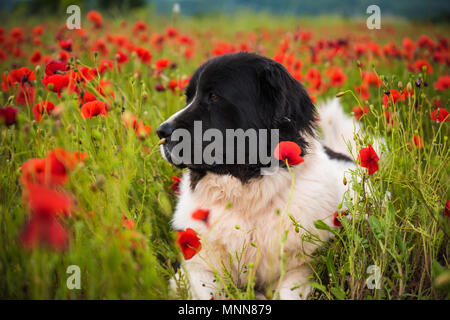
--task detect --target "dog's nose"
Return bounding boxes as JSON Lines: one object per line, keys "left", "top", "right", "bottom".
{"left": 156, "top": 122, "right": 174, "bottom": 139}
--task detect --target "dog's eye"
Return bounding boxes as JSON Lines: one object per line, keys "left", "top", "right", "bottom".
{"left": 209, "top": 93, "right": 218, "bottom": 101}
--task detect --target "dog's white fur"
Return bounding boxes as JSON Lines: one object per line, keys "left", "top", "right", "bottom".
{"left": 171, "top": 99, "right": 357, "bottom": 299}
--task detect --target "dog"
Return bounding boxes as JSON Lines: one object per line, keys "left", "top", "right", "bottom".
{"left": 157, "top": 52, "right": 358, "bottom": 299}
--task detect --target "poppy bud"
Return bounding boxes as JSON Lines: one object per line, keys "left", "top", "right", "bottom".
{"left": 407, "top": 82, "right": 412, "bottom": 92}
{"left": 336, "top": 91, "right": 346, "bottom": 98}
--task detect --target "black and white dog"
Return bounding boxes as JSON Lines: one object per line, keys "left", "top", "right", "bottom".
{"left": 157, "top": 52, "right": 357, "bottom": 299}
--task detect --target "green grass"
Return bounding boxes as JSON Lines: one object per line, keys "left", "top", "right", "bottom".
{"left": 0, "top": 9, "right": 449, "bottom": 299}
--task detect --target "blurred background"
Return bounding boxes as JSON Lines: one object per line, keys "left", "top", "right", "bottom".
{"left": 1, "top": 0, "right": 449, "bottom": 21}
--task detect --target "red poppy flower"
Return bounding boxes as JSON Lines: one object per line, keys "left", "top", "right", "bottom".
{"left": 410, "top": 135, "right": 424, "bottom": 149}
{"left": 122, "top": 111, "right": 139, "bottom": 130}
{"left": 41, "top": 74, "right": 71, "bottom": 97}
{"left": 90, "top": 38, "right": 109, "bottom": 56}
{"left": 274, "top": 141, "right": 304, "bottom": 166}
{"left": 430, "top": 108, "right": 449, "bottom": 123}
{"left": 434, "top": 75, "right": 450, "bottom": 91}
{"left": 432, "top": 98, "right": 442, "bottom": 108}
{"left": 382, "top": 89, "right": 403, "bottom": 108}
{"left": 0, "top": 50, "right": 6, "bottom": 62}
{"left": 362, "top": 72, "right": 381, "bottom": 87}
{"left": 96, "top": 80, "right": 115, "bottom": 99}
{"left": 401, "top": 88, "right": 414, "bottom": 100}
{"left": 168, "top": 79, "right": 178, "bottom": 92}
{"left": 170, "top": 176, "right": 181, "bottom": 195}
{"left": 24, "top": 183, "right": 72, "bottom": 219}
{"left": 290, "top": 70, "right": 302, "bottom": 82}
{"left": 79, "top": 66, "right": 98, "bottom": 81}
{"left": 15, "top": 84, "right": 35, "bottom": 106}
{"left": 45, "top": 148, "right": 78, "bottom": 185}
{"left": 20, "top": 149, "right": 77, "bottom": 187}
{"left": 32, "top": 101, "right": 55, "bottom": 122}
{"left": 80, "top": 100, "right": 107, "bottom": 119}
{"left": 136, "top": 47, "right": 152, "bottom": 64}
{"left": 155, "top": 58, "right": 171, "bottom": 71}
{"left": 333, "top": 211, "right": 348, "bottom": 227}
{"left": 57, "top": 50, "right": 70, "bottom": 64}
{"left": 417, "top": 35, "right": 434, "bottom": 48}
{"left": 45, "top": 60, "right": 68, "bottom": 76}
{"left": 73, "top": 151, "right": 88, "bottom": 163}
{"left": 87, "top": 10, "right": 103, "bottom": 28}
{"left": 122, "top": 214, "right": 135, "bottom": 230}
{"left": 113, "top": 50, "right": 127, "bottom": 64}
{"left": 414, "top": 59, "right": 433, "bottom": 75}
{"left": 20, "top": 158, "right": 46, "bottom": 186}
{"left": 32, "top": 25, "right": 44, "bottom": 36}
{"left": 29, "top": 50, "right": 41, "bottom": 64}
{"left": 21, "top": 216, "right": 70, "bottom": 251}
{"left": 0, "top": 106, "right": 18, "bottom": 126}
{"left": 78, "top": 90, "right": 97, "bottom": 104}
{"left": 166, "top": 27, "right": 178, "bottom": 38}
{"left": 402, "top": 37, "right": 415, "bottom": 56}
{"left": 359, "top": 144, "right": 379, "bottom": 175}
{"left": 98, "top": 60, "right": 113, "bottom": 74}
{"left": 7, "top": 67, "right": 35, "bottom": 85}
{"left": 191, "top": 208, "right": 210, "bottom": 225}
{"left": 58, "top": 39, "right": 72, "bottom": 52}
{"left": 133, "top": 21, "right": 148, "bottom": 34}
{"left": 9, "top": 27, "right": 24, "bottom": 43}
{"left": 20, "top": 184, "right": 72, "bottom": 250}
{"left": 352, "top": 105, "right": 369, "bottom": 120}
{"left": 136, "top": 123, "right": 152, "bottom": 139}
{"left": 305, "top": 68, "right": 321, "bottom": 82}
{"left": 355, "top": 84, "right": 370, "bottom": 101}
{"left": 327, "top": 67, "right": 346, "bottom": 87}
{"left": 176, "top": 228, "right": 202, "bottom": 260}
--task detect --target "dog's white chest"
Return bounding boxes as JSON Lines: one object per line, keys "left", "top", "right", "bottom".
{"left": 171, "top": 149, "right": 352, "bottom": 286}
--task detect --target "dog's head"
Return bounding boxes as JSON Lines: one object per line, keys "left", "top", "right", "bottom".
{"left": 157, "top": 52, "right": 316, "bottom": 182}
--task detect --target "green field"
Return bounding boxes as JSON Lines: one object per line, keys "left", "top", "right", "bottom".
{"left": 0, "top": 9, "right": 449, "bottom": 299}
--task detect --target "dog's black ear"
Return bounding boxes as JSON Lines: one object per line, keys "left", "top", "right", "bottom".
{"left": 259, "top": 61, "right": 287, "bottom": 113}
{"left": 259, "top": 59, "right": 316, "bottom": 151}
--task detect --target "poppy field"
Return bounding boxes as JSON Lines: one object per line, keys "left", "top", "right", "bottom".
{"left": 0, "top": 9, "right": 449, "bottom": 300}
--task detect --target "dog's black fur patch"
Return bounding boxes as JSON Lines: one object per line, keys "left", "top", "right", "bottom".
{"left": 323, "top": 145, "right": 353, "bottom": 162}
{"left": 159, "top": 52, "right": 317, "bottom": 184}
{"left": 189, "top": 170, "right": 206, "bottom": 191}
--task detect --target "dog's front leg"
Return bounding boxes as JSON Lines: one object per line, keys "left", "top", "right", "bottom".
{"left": 184, "top": 262, "right": 218, "bottom": 300}
{"left": 278, "top": 265, "right": 312, "bottom": 300}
